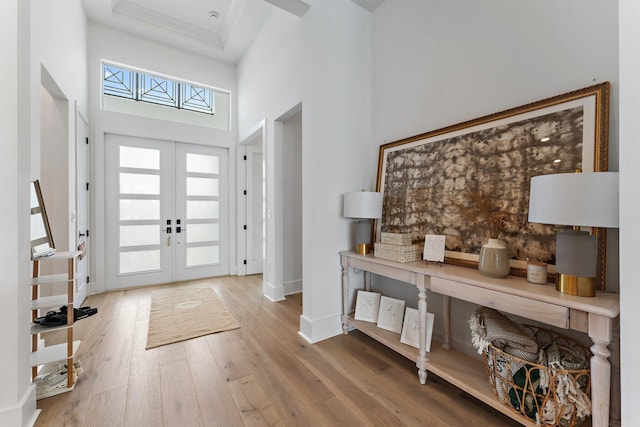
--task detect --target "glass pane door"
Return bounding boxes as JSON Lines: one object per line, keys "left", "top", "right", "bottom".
{"left": 174, "top": 144, "right": 229, "bottom": 280}
{"left": 105, "top": 135, "right": 228, "bottom": 290}
{"left": 105, "top": 135, "right": 174, "bottom": 290}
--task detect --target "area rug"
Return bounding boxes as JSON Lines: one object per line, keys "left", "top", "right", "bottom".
{"left": 146, "top": 284, "right": 239, "bottom": 349}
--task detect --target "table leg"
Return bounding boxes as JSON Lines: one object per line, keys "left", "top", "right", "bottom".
{"left": 442, "top": 295, "right": 452, "bottom": 350}
{"left": 589, "top": 314, "right": 613, "bottom": 427}
{"left": 341, "top": 260, "right": 350, "bottom": 335}
{"left": 417, "top": 276, "right": 428, "bottom": 384}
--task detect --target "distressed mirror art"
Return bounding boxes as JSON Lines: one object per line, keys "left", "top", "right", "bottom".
{"left": 376, "top": 83, "right": 610, "bottom": 289}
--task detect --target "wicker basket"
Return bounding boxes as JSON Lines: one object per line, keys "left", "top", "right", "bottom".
{"left": 380, "top": 232, "right": 413, "bottom": 246}
{"left": 374, "top": 243, "right": 422, "bottom": 263}
{"left": 483, "top": 326, "right": 591, "bottom": 426}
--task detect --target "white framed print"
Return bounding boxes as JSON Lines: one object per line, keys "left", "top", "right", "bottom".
{"left": 400, "top": 307, "right": 436, "bottom": 351}
{"left": 423, "top": 234, "right": 446, "bottom": 263}
{"left": 354, "top": 290, "right": 381, "bottom": 323}
{"left": 376, "top": 296, "right": 405, "bottom": 334}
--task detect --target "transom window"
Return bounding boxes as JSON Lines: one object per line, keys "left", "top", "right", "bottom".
{"left": 103, "top": 63, "right": 216, "bottom": 115}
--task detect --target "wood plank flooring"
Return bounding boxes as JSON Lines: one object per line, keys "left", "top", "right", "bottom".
{"left": 35, "top": 275, "right": 520, "bottom": 426}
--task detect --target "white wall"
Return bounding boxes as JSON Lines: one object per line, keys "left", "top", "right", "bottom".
{"left": 618, "top": 0, "right": 640, "bottom": 424}
{"left": 32, "top": 0, "right": 88, "bottom": 271}
{"left": 299, "top": 0, "right": 373, "bottom": 341}
{"left": 32, "top": 0, "right": 88, "bottom": 117}
{"left": 373, "top": 0, "right": 618, "bottom": 152}
{"left": 87, "top": 24, "right": 240, "bottom": 293}
{"left": 239, "top": 0, "right": 373, "bottom": 341}
{"left": 0, "top": 1, "right": 35, "bottom": 424}
{"left": 238, "top": 8, "right": 304, "bottom": 301}
{"left": 372, "top": 0, "right": 621, "bottom": 299}
{"left": 1, "top": 0, "right": 87, "bottom": 424}
{"left": 371, "top": 0, "right": 622, "bottom": 418}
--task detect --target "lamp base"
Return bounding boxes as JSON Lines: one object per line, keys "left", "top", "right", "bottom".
{"left": 556, "top": 273, "right": 595, "bottom": 297}
{"left": 354, "top": 220, "right": 373, "bottom": 255}
{"left": 356, "top": 243, "right": 370, "bottom": 255}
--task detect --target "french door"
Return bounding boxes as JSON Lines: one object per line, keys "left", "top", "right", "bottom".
{"left": 105, "top": 134, "right": 228, "bottom": 290}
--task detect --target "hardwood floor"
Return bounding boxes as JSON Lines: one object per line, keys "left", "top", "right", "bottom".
{"left": 35, "top": 275, "right": 520, "bottom": 426}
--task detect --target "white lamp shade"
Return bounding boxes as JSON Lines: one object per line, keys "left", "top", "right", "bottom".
{"left": 528, "top": 172, "right": 619, "bottom": 228}
{"left": 343, "top": 191, "right": 383, "bottom": 219}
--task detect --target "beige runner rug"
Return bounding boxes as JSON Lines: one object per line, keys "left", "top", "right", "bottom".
{"left": 146, "top": 283, "right": 239, "bottom": 349}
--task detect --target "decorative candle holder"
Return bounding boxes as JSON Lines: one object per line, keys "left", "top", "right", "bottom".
{"left": 527, "top": 261, "right": 548, "bottom": 285}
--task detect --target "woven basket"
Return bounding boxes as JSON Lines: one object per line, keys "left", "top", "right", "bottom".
{"left": 483, "top": 326, "right": 591, "bottom": 426}
{"left": 374, "top": 243, "right": 422, "bottom": 263}
{"left": 380, "top": 232, "right": 413, "bottom": 246}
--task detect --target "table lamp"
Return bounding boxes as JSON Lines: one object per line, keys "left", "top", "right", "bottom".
{"left": 528, "top": 172, "right": 619, "bottom": 296}
{"left": 343, "top": 191, "right": 383, "bottom": 254}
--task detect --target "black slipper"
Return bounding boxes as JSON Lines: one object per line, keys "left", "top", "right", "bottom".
{"left": 59, "top": 305, "right": 98, "bottom": 321}
{"left": 79, "top": 306, "right": 98, "bottom": 317}
{"left": 34, "top": 310, "right": 67, "bottom": 327}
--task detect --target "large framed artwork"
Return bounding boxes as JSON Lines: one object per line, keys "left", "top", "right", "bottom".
{"left": 376, "top": 82, "right": 610, "bottom": 289}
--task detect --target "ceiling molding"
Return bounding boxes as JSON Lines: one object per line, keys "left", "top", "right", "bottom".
{"left": 113, "top": 1, "right": 224, "bottom": 48}
{"left": 350, "top": 0, "right": 385, "bottom": 12}
{"left": 263, "top": 0, "right": 310, "bottom": 17}
{"left": 82, "top": 0, "right": 272, "bottom": 63}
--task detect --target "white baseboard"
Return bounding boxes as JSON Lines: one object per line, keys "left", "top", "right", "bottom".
{"left": 284, "top": 279, "right": 302, "bottom": 295}
{"left": 298, "top": 313, "right": 342, "bottom": 343}
{"left": 263, "top": 280, "right": 285, "bottom": 302}
{"left": 0, "top": 384, "right": 39, "bottom": 427}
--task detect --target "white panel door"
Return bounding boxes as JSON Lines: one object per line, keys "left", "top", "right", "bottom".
{"left": 105, "top": 135, "right": 174, "bottom": 290}
{"left": 174, "top": 143, "right": 229, "bottom": 281}
{"left": 246, "top": 147, "right": 264, "bottom": 275}
{"left": 75, "top": 110, "right": 90, "bottom": 304}
{"left": 105, "top": 135, "right": 229, "bottom": 290}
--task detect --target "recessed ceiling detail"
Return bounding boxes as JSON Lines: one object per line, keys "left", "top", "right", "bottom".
{"left": 82, "top": 0, "right": 387, "bottom": 63}
{"left": 82, "top": 0, "right": 272, "bottom": 63}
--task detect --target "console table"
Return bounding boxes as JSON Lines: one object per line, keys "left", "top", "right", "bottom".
{"left": 340, "top": 251, "right": 619, "bottom": 427}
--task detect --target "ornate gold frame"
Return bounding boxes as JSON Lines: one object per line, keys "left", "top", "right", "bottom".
{"left": 376, "top": 82, "right": 610, "bottom": 289}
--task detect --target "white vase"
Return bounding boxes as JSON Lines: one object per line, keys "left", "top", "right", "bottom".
{"left": 478, "top": 239, "right": 510, "bottom": 278}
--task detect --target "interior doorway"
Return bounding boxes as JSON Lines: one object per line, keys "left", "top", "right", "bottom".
{"left": 254, "top": 104, "right": 302, "bottom": 301}
{"left": 280, "top": 109, "right": 302, "bottom": 295}
{"left": 39, "top": 68, "right": 74, "bottom": 299}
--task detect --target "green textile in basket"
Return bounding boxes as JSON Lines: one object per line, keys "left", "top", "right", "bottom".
{"left": 508, "top": 365, "right": 543, "bottom": 421}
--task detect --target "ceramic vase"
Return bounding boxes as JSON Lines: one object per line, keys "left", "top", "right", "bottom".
{"left": 478, "top": 238, "right": 510, "bottom": 278}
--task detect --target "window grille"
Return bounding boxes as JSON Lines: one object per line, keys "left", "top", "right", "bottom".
{"left": 102, "top": 63, "right": 216, "bottom": 115}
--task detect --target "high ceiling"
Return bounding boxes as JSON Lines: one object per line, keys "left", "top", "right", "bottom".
{"left": 82, "top": 0, "right": 386, "bottom": 64}
{"left": 82, "top": 0, "right": 273, "bottom": 63}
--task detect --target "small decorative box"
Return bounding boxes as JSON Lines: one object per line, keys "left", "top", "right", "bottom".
{"left": 374, "top": 243, "right": 422, "bottom": 263}
{"left": 380, "top": 232, "right": 413, "bottom": 246}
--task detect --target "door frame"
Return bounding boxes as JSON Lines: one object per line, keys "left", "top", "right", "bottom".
{"left": 74, "top": 103, "right": 90, "bottom": 304}
{"left": 104, "top": 135, "right": 230, "bottom": 290}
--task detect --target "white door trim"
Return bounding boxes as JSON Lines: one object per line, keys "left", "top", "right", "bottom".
{"left": 74, "top": 103, "right": 90, "bottom": 304}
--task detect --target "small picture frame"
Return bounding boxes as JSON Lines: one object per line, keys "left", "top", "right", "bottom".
{"left": 377, "top": 296, "right": 405, "bottom": 334}
{"left": 423, "top": 234, "right": 446, "bottom": 263}
{"left": 400, "top": 307, "right": 436, "bottom": 351}
{"left": 354, "top": 290, "right": 381, "bottom": 323}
